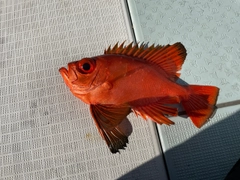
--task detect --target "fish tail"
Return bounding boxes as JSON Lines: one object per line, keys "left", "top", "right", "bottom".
{"left": 181, "top": 85, "right": 219, "bottom": 128}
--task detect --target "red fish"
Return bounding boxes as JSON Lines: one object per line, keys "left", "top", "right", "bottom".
{"left": 59, "top": 42, "right": 219, "bottom": 153}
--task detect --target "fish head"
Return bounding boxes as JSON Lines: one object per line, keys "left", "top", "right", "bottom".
{"left": 59, "top": 57, "right": 108, "bottom": 95}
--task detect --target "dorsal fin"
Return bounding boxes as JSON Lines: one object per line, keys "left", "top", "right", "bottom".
{"left": 104, "top": 42, "right": 187, "bottom": 81}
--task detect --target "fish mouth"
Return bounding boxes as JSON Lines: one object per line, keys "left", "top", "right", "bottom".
{"left": 59, "top": 67, "right": 68, "bottom": 76}
{"left": 59, "top": 67, "right": 70, "bottom": 81}
{"left": 59, "top": 63, "right": 79, "bottom": 82}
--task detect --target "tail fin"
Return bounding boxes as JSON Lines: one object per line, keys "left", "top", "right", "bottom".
{"left": 181, "top": 85, "right": 219, "bottom": 128}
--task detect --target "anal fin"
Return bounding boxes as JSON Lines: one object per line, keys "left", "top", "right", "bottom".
{"left": 131, "top": 97, "right": 179, "bottom": 125}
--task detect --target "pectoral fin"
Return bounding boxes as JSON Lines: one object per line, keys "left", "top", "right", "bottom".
{"left": 90, "top": 104, "right": 132, "bottom": 153}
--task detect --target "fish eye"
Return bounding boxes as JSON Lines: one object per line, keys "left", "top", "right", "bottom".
{"left": 82, "top": 63, "right": 91, "bottom": 71}
{"left": 78, "top": 58, "right": 95, "bottom": 74}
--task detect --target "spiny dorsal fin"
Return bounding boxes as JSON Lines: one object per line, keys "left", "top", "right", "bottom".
{"left": 104, "top": 42, "right": 187, "bottom": 81}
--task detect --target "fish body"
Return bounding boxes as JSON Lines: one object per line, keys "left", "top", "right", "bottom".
{"left": 59, "top": 42, "right": 219, "bottom": 153}
{"left": 65, "top": 55, "right": 186, "bottom": 105}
